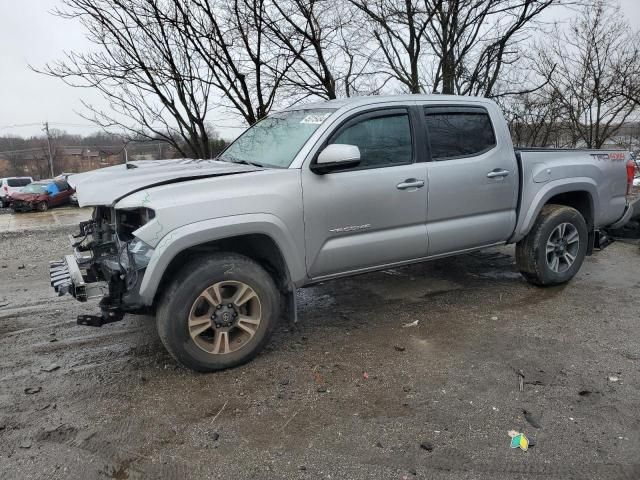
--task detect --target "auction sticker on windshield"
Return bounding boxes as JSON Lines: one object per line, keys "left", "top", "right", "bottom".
{"left": 300, "top": 113, "right": 332, "bottom": 124}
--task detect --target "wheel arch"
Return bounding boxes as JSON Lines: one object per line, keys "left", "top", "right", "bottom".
{"left": 138, "top": 214, "right": 306, "bottom": 311}
{"left": 511, "top": 179, "right": 598, "bottom": 243}
{"left": 545, "top": 191, "right": 594, "bottom": 228}
{"left": 155, "top": 233, "right": 292, "bottom": 305}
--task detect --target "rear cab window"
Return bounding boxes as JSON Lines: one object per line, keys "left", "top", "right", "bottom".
{"left": 7, "top": 178, "right": 31, "bottom": 187}
{"left": 424, "top": 106, "right": 496, "bottom": 161}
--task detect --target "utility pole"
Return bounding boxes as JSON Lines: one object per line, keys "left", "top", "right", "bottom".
{"left": 43, "top": 122, "right": 55, "bottom": 178}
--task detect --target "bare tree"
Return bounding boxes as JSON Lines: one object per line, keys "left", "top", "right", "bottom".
{"left": 348, "top": 0, "right": 442, "bottom": 94}
{"left": 180, "top": 0, "right": 299, "bottom": 125}
{"left": 503, "top": 89, "right": 575, "bottom": 147}
{"left": 535, "top": 0, "right": 640, "bottom": 148}
{"left": 263, "top": 0, "right": 381, "bottom": 99}
{"left": 426, "top": 0, "right": 562, "bottom": 97}
{"left": 38, "top": 0, "right": 218, "bottom": 158}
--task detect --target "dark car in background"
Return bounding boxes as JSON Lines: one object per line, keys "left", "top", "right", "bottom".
{"left": 10, "top": 179, "right": 75, "bottom": 212}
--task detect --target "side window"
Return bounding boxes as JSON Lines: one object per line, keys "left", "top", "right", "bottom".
{"left": 8, "top": 179, "right": 30, "bottom": 187}
{"left": 424, "top": 108, "right": 496, "bottom": 160}
{"left": 331, "top": 111, "right": 412, "bottom": 168}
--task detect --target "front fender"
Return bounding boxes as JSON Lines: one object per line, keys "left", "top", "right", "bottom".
{"left": 137, "top": 213, "right": 307, "bottom": 305}
{"left": 509, "top": 178, "right": 598, "bottom": 243}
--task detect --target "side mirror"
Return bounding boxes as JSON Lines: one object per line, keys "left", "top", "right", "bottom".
{"left": 311, "top": 144, "right": 361, "bottom": 174}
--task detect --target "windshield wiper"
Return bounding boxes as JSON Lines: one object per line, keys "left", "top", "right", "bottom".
{"left": 226, "top": 158, "right": 264, "bottom": 168}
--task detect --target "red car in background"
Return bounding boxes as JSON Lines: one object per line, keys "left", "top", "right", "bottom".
{"left": 10, "top": 179, "right": 75, "bottom": 212}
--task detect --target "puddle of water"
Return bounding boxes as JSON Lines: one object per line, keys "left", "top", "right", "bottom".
{"left": 0, "top": 207, "right": 91, "bottom": 232}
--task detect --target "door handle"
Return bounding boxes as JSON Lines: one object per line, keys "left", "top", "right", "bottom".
{"left": 487, "top": 169, "right": 510, "bottom": 179}
{"left": 396, "top": 179, "right": 425, "bottom": 190}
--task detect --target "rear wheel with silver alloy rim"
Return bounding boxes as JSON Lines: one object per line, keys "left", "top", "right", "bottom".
{"left": 545, "top": 222, "right": 580, "bottom": 273}
{"left": 157, "top": 253, "right": 280, "bottom": 372}
{"left": 516, "top": 204, "right": 588, "bottom": 286}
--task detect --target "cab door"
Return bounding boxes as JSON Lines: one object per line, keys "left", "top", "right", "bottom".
{"left": 422, "top": 105, "right": 518, "bottom": 256}
{"left": 301, "top": 107, "right": 429, "bottom": 279}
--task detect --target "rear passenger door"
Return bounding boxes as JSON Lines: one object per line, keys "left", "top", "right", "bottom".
{"left": 423, "top": 105, "right": 518, "bottom": 256}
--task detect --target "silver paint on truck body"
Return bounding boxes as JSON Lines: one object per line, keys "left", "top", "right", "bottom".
{"left": 63, "top": 95, "right": 631, "bottom": 307}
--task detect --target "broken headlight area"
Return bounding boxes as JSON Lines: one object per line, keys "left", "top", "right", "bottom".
{"left": 50, "top": 206, "right": 155, "bottom": 326}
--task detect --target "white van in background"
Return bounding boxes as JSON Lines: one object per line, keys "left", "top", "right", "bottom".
{"left": 1, "top": 177, "right": 33, "bottom": 207}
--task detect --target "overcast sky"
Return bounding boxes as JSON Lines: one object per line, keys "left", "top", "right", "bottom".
{"left": 0, "top": 0, "right": 639, "bottom": 141}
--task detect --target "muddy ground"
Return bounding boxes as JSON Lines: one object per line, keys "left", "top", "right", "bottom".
{"left": 0, "top": 211, "right": 639, "bottom": 480}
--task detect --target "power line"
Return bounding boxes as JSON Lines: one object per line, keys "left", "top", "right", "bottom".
{"left": 0, "top": 122, "right": 99, "bottom": 130}
{"left": 0, "top": 123, "right": 44, "bottom": 130}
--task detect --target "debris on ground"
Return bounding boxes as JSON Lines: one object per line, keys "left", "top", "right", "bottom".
{"left": 608, "top": 375, "right": 620, "bottom": 383}
{"left": 523, "top": 410, "right": 542, "bottom": 429}
{"left": 211, "top": 432, "right": 220, "bottom": 442}
{"left": 19, "top": 440, "right": 32, "bottom": 449}
{"left": 24, "top": 387, "right": 41, "bottom": 395}
{"left": 517, "top": 369, "right": 525, "bottom": 391}
{"left": 317, "top": 386, "right": 328, "bottom": 393}
{"left": 313, "top": 371, "right": 324, "bottom": 385}
{"left": 41, "top": 364, "right": 60, "bottom": 373}
{"left": 402, "top": 320, "right": 419, "bottom": 328}
{"left": 362, "top": 372, "right": 369, "bottom": 380}
{"left": 578, "top": 390, "right": 597, "bottom": 397}
{"left": 419, "top": 441, "right": 434, "bottom": 452}
{"left": 509, "top": 431, "right": 529, "bottom": 451}
{"left": 394, "top": 345, "right": 406, "bottom": 352}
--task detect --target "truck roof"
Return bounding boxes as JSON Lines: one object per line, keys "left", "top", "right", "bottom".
{"left": 287, "top": 94, "right": 496, "bottom": 111}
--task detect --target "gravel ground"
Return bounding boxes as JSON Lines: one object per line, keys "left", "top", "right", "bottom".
{"left": 0, "top": 225, "right": 639, "bottom": 480}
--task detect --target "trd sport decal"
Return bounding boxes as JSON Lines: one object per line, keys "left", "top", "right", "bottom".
{"left": 591, "top": 152, "right": 626, "bottom": 161}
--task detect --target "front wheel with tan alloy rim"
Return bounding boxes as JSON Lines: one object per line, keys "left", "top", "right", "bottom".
{"left": 157, "top": 253, "right": 280, "bottom": 372}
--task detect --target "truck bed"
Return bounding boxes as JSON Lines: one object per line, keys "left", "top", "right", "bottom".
{"left": 510, "top": 148, "right": 630, "bottom": 243}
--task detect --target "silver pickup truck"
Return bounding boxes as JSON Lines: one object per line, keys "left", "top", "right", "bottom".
{"left": 51, "top": 95, "right": 636, "bottom": 372}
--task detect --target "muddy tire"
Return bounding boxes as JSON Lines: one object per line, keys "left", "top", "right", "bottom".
{"left": 516, "top": 204, "right": 588, "bottom": 286}
{"left": 156, "top": 253, "right": 281, "bottom": 372}
{"left": 36, "top": 201, "right": 48, "bottom": 212}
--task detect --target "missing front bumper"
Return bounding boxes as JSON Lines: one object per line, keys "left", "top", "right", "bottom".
{"left": 49, "top": 255, "right": 108, "bottom": 301}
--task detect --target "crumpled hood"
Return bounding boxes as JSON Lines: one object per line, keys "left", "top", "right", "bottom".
{"left": 68, "top": 159, "right": 262, "bottom": 207}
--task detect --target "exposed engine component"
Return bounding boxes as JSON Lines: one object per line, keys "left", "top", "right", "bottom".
{"left": 50, "top": 206, "right": 155, "bottom": 326}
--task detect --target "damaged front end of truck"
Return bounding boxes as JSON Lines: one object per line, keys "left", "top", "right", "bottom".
{"left": 50, "top": 206, "right": 155, "bottom": 327}
{"left": 48, "top": 160, "right": 264, "bottom": 328}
